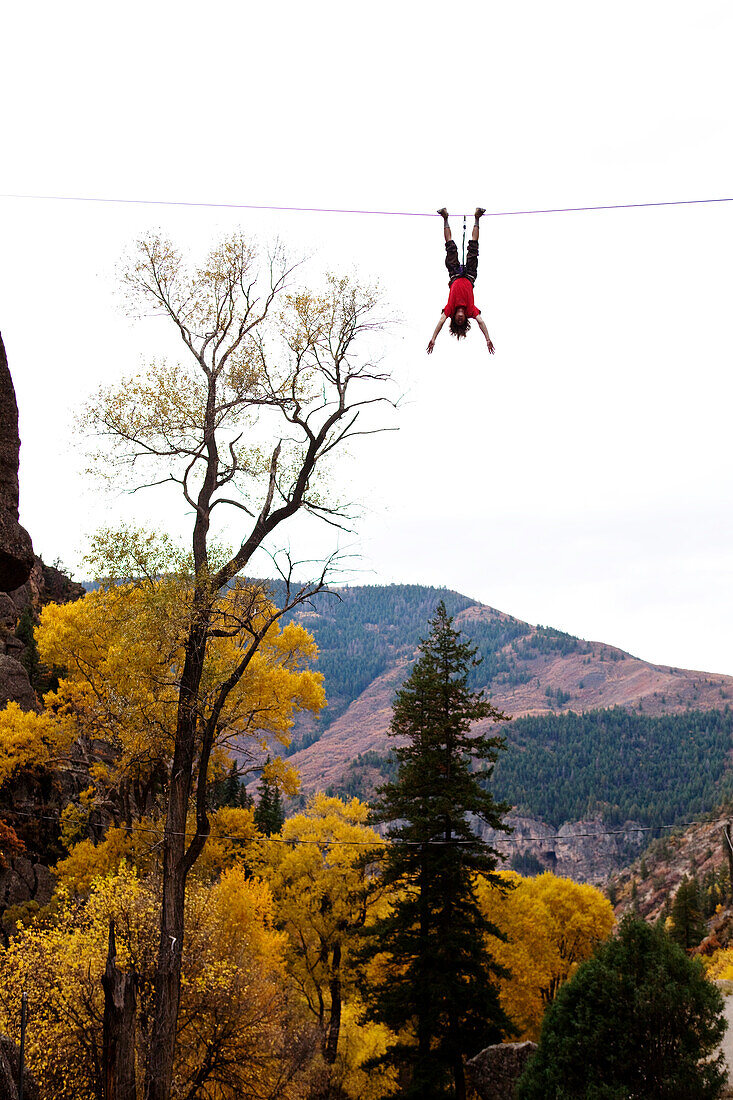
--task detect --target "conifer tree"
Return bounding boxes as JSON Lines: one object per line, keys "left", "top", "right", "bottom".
{"left": 254, "top": 759, "right": 285, "bottom": 836}
{"left": 670, "top": 875, "right": 706, "bottom": 950}
{"left": 16, "top": 605, "right": 41, "bottom": 687}
{"left": 16, "top": 606, "right": 60, "bottom": 696}
{"left": 360, "top": 602, "right": 513, "bottom": 1100}
{"left": 210, "top": 762, "right": 253, "bottom": 810}
{"left": 517, "top": 916, "right": 726, "bottom": 1099}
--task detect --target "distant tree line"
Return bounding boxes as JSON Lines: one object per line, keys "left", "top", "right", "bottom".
{"left": 492, "top": 706, "right": 733, "bottom": 828}
{"left": 329, "top": 707, "right": 733, "bottom": 832}
{"left": 512, "top": 625, "right": 591, "bottom": 660}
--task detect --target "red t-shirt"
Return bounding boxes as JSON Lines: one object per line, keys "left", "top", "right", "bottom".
{"left": 443, "top": 277, "right": 480, "bottom": 319}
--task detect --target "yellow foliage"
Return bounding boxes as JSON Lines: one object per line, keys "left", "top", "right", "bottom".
{"left": 54, "top": 823, "right": 157, "bottom": 894}
{"left": 704, "top": 948, "right": 733, "bottom": 981}
{"left": 0, "top": 864, "right": 301, "bottom": 1100}
{"left": 193, "top": 805, "right": 259, "bottom": 880}
{"left": 56, "top": 805, "right": 265, "bottom": 894}
{"left": 258, "top": 795, "right": 392, "bottom": 1064}
{"left": 262, "top": 753, "right": 302, "bottom": 797}
{"left": 34, "top": 580, "right": 324, "bottom": 826}
{"left": 0, "top": 702, "right": 69, "bottom": 788}
{"left": 331, "top": 999, "right": 399, "bottom": 1099}
{"left": 476, "top": 870, "right": 616, "bottom": 1040}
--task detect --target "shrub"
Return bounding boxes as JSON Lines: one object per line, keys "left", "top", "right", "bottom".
{"left": 517, "top": 916, "right": 727, "bottom": 1099}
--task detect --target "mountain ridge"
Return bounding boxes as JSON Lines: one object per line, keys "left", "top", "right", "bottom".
{"left": 286, "top": 585, "right": 733, "bottom": 802}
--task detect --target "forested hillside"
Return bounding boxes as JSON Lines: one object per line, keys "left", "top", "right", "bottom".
{"left": 285, "top": 585, "right": 477, "bottom": 740}
{"left": 495, "top": 707, "right": 733, "bottom": 826}
{"left": 331, "top": 707, "right": 733, "bottom": 830}
{"left": 292, "top": 587, "right": 595, "bottom": 725}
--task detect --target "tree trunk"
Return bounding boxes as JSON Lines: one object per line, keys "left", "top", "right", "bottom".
{"left": 144, "top": 621, "right": 208, "bottom": 1100}
{"left": 102, "top": 920, "right": 138, "bottom": 1100}
{"left": 418, "top": 847, "right": 431, "bottom": 1065}
{"left": 145, "top": 867, "right": 186, "bottom": 1100}
{"left": 453, "top": 1053, "right": 466, "bottom": 1100}
{"left": 323, "top": 943, "right": 342, "bottom": 1064}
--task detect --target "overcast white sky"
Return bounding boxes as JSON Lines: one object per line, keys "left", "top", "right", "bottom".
{"left": 1, "top": 0, "right": 732, "bottom": 673}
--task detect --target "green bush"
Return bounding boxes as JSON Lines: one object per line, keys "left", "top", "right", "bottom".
{"left": 517, "top": 916, "right": 727, "bottom": 1099}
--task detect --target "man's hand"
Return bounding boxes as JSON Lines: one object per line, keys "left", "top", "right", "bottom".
{"left": 428, "top": 313, "right": 447, "bottom": 353}
{"left": 476, "top": 314, "right": 494, "bottom": 353}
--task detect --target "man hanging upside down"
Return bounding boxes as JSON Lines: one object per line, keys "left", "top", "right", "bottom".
{"left": 426, "top": 207, "right": 495, "bottom": 355}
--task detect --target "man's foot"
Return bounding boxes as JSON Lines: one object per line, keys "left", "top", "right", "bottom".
{"left": 475, "top": 207, "right": 486, "bottom": 219}
{"left": 437, "top": 207, "right": 449, "bottom": 219}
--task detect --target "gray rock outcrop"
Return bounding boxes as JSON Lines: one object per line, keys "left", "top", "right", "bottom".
{"left": 0, "top": 655, "right": 38, "bottom": 713}
{"left": 0, "top": 855, "right": 54, "bottom": 913}
{"left": 0, "top": 1033, "right": 40, "bottom": 1100}
{"left": 479, "top": 814, "right": 647, "bottom": 884}
{"left": 466, "top": 1041, "right": 537, "bottom": 1100}
{"left": 0, "top": 332, "right": 36, "bottom": 714}
{"left": 0, "top": 333, "right": 51, "bottom": 945}
{"left": 0, "top": 334, "right": 33, "bottom": 594}
{"left": 11, "top": 557, "right": 86, "bottom": 616}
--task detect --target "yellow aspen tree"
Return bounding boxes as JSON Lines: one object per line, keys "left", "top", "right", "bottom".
{"left": 54, "top": 804, "right": 264, "bottom": 894}
{"left": 34, "top": 580, "right": 323, "bottom": 833}
{"left": 0, "top": 702, "right": 71, "bottom": 787}
{"left": 257, "top": 794, "right": 397, "bottom": 1094}
{"left": 476, "top": 870, "right": 615, "bottom": 1040}
{"left": 704, "top": 948, "right": 733, "bottom": 980}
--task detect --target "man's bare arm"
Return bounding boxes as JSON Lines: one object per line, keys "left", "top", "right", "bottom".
{"left": 476, "top": 314, "right": 495, "bottom": 355}
{"left": 427, "top": 313, "right": 448, "bottom": 354}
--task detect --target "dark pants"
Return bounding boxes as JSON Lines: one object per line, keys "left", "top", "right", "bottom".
{"left": 445, "top": 238, "right": 479, "bottom": 285}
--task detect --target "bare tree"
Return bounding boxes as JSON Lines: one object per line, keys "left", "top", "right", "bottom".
{"left": 82, "top": 231, "right": 396, "bottom": 1100}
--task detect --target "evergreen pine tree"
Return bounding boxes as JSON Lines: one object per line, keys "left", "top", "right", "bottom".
{"left": 15, "top": 606, "right": 62, "bottom": 696}
{"left": 656, "top": 894, "right": 672, "bottom": 930}
{"left": 360, "top": 602, "right": 513, "bottom": 1100}
{"left": 517, "top": 916, "right": 726, "bottom": 1099}
{"left": 209, "top": 762, "right": 254, "bottom": 810}
{"left": 253, "top": 758, "right": 285, "bottom": 836}
{"left": 670, "top": 875, "right": 706, "bottom": 950}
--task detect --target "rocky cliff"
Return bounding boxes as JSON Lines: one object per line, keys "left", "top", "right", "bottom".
{"left": 0, "top": 557, "right": 85, "bottom": 939}
{"left": 0, "top": 333, "right": 84, "bottom": 947}
{"left": 0, "top": 334, "right": 45, "bottom": 1095}
{"left": 0, "top": 333, "right": 33, "bottom": 594}
{"left": 611, "top": 809, "right": 733, "bottom": 923}
{"left": 479, "top": 814, "right": 647, "bottom": 886}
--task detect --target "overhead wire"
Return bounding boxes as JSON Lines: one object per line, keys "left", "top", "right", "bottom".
{"left": 3, "top": 806, "right": 718, "bottom": 847}
{"left": 1, "top": 192, "right": 732, "bottom": 219}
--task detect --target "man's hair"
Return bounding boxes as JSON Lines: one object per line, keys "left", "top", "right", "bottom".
{"left": 449, "top": 315, "right": 470, "bottom": 339}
